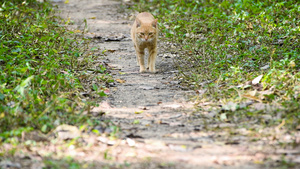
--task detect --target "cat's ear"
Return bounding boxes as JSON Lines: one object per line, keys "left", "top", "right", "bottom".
{"left": 136, "top": 18, "right": 141, "bottom": 28}
{"left": 152, "top": 19, "right": 158, "bottom": 28}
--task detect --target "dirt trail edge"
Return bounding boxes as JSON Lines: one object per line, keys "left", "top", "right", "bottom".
{"left": 55, "top": 0, "right": 264, "bottom": 168}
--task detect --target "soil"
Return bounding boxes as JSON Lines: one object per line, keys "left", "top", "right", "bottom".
{"left": 2, "top": 0, "right": 299, "bottom": 169}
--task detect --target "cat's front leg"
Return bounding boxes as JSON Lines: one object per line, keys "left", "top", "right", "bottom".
{"left": 134, "top": 44, "right": 140, "bottom": 66}
{"left": 136, "top": 50, "right": 146, "bottom": 73}
{"left": 148, "top": 47, "right": 157, "bottom": 73}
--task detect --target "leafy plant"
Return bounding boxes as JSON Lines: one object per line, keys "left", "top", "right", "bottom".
{"left": 0, "top": 0, "right": 114, "bottom": 141}
{"left": 133, "top": 0, "right": 300, "bottom": 129}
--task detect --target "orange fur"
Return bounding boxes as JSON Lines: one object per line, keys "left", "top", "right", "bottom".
{"left": 131, "top": 12, "right": 158, "bottom": 73}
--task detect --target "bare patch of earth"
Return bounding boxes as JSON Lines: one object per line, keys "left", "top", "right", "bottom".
{"left": 1, "top": 0, "right": 300, "bottom": 169}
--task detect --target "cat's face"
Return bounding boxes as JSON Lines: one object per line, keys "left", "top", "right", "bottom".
{"left": 135, "top": 18, "right": 157, "bottom": 42}
{"left": 136, "top": 29, "right": 156, "bottom": 42}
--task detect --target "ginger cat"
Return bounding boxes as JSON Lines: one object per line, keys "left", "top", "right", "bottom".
{"left": 131, "top": 12, "right": 158, "bottom": 73}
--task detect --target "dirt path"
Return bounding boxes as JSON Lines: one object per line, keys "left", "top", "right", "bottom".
{"left": 43, "top": 0, "right": 277, "bottom": 168}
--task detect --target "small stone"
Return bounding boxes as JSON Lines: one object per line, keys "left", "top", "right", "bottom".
{"left": 139, "top": 86, "right": 154, "bottom": 90}
{"left": 260, "top": 65, "right": 270, "bottom": 70}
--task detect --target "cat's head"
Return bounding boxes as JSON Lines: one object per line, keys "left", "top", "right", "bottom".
{"left": 136, "top": 18, "right": 157, "bottom": 42}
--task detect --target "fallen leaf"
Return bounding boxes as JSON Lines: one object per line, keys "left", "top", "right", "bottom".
{"left": 247, "top": 22, "right": 253, "bottom": 29}
{"left": 107, "top": 49, "right": 116, "bottom": 53}
{"left": 133, "top": 119, "right": 140, "bottom": 124}
{"left": 64, "top": 0, "right": 69, "bottom": 4}
{"left": 74, "top": 30, "right": 81, "bottom": 33}
{"left": 248, "top": 90, "right": 257, "bottom": 96}
{"left": 116, "top": 79, "right": 126, "bottom": 83}
{"left": 276, "top": 119, "right": 285, "bottom": 130}
{"left": 126, "top": 138, "right": 135, "bottom": 146}
{"left": 242, "top": 94, "right": 262, "bottom": 102}
{"left": 145, "top": 113, "right": 152, "bottom": 117}
{"left": 134, "top": 111, "right": 143, "bottom": 114}
{"left": 253, "top": 160, "right": 264, "bottom": 164}
{"left": 89, "top": 16, "right": 96, "bottom": 19}
{"left": 252, "top": 75, "right": 263, "bottom": 85}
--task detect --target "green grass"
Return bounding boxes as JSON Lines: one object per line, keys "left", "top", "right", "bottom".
{"left": 0, "top": 0, "right": 113, "bottom": 141}
{"left": 133, "top": 0, "right": 300, "bottom": 129}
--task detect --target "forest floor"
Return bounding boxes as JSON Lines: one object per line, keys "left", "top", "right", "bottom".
{"left": 1, "top": 0, "right": 299, "bottom": 169}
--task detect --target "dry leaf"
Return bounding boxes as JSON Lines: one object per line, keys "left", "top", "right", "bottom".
{"left": 248, "top": 90, "right": 257, "bottom": 96}
{"left": 89, "top": 16, "right": 96, "bottom": 19}
{"left": 107, "top": 49, "right": 116, "bottom": 53}
{"left": 116, "top": 79, "right": 125, "bottom": 83}
{"left": 74, "top": 30, "right": 81, "bottom": 33}
{"left": 252, "top": 75, "right": 263, "bottom": 85}
{"left": 145, "top": 113, "right": 152, "bottom": 117}
{"left": 276, "top": 119, "right": 285, "bottom": 130}
{"left": 247, "top": 22, "right": 253, "bottom": 29}
{"left": 289, "top": 60, "right": 296, "bottom": 68}
{"left": 242, "top": 94, "right": 262, "bottom": 102}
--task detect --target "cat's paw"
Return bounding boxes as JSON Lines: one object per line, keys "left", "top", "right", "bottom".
{"left": 149, "top": 68, "right": 156, "bottom": 73}
{"left": 139, "top": 68, "right": 146, "bottom": 73}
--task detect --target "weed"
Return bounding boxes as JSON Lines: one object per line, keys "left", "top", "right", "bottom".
{"left": 0, "top": 0, "right": 115, "bottom": 141}
{"left": 133, "top": 0, "right": 300, "bottom": 129}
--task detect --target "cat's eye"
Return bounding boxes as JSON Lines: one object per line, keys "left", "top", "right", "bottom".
{"left": 140, "top": 33, "right": 145, "bottom": 36}
{"left": 149, "top": 32, "right": 153, "bottom": 35}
